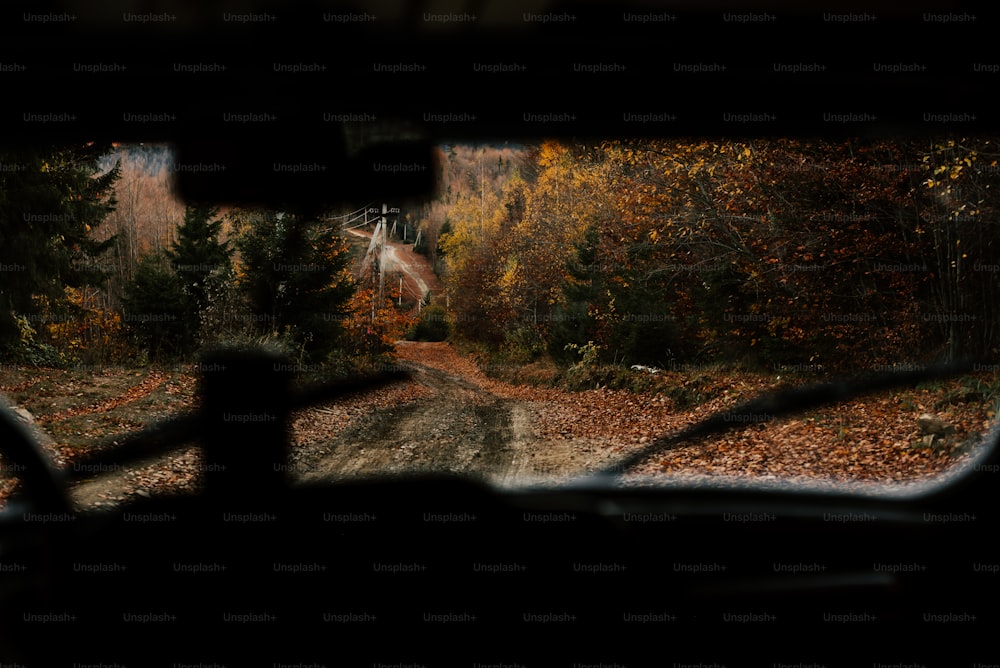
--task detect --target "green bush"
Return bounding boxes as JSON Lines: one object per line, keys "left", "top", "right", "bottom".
{"left": 407, "top": 303, "right": 450, "bottom": 342}
{"left": 3, "top": 316, "right": 72, "bottom": 368}
{"left": 501, "top": 325, "right": 546, "bottom": 364}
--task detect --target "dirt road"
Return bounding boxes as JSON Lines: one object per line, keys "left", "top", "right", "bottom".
{"left": 294, "top": 342, "right": 613, "bottom": 488}
{"left": 5, "top": 341, "right": 987, "bottom": 512}
{"left": 347, "top": 228, "right": 442, "bottom": 312}
{"left": 297, "top": 363, "right": 524, "bottom": 485}
{"left": 53, "top": 343, "right": 616, "bottom": 510}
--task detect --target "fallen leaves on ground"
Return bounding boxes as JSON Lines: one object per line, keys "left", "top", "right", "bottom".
{"left": 1, "top": 345, "right": 995, "bottom": 510}
{"left": 38, "top": 371, "right": 169, "bottom": 423}
{"left": 394, "top": 341, "right": 992, "bottom": 486}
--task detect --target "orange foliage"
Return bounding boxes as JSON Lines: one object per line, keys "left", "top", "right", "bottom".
{"left": 343, "top": 286, "right": 414, "bottom": 358}
{"left": 39, "top": 287, "right": 134, "bottom": 364}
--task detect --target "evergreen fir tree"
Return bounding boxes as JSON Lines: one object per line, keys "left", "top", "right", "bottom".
{"left": 0, "top": 143, "right": 119, "bottom": 353}
{"left": 233, "top": 210, "right": 355, "bottom": 360}
{"left": 120, "top": 252, "right": 192, "bottom": 358}
{"left": 166, "top": 204, "right": 233, "bottom": 338}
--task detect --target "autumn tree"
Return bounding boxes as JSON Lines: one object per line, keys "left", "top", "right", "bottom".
{"left": 496, "top": 142, "right": 617, "bottom": 359}
{"left": 547, "top": 139, "right": 741, "bottom": 366}
{"left": 417, "top": 144, "right": 527, "bottom": 269}
{"left": 99, "top": 144, "right": 186, "bottom": 300}
{"left": 437, "top": 183, "right": 508, "bottom": 343}
{"left": 907, "top": 137, "right": 1000, "bottom": 360}
{"left": 342, "top": 283, "right": 414, "bottom": 358}
{"left": 587, "top": 138, "right": 944, "bottom": 371}
{"left": 39, "top": 286, "right": 131, "bottom": 365}
{"left": 427, "top": 137, "right": 1000, "bottom": 374}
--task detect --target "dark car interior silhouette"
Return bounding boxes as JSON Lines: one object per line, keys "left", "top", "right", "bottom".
{"left": 1, "top": 1, "right": 997, "bottom": 666}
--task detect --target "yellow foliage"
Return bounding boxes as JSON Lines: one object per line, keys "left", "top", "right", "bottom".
{"left": 36, "top": 286, "right": 131, "bottom": 363}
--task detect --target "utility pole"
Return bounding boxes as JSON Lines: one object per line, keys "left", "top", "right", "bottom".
{"left": 378, "top": 203, "right": 387, "bottom": 307}
{"left": 480, "top": 152, "right": 485, "bottom": 239}
{"left": 366, "top": 217, "right": 382, "bottom": 324}
{"left": 365, "top": 202, "right": 399, "bottom": 323}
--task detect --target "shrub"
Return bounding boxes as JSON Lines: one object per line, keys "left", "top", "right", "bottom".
{"left": 3, "top": 315, "right": 72, "bottom": 368}
{"left": 40, "top": 287, "right": 134, "bottom": 365}
{"left": 407, "top": 303, "right": 450, "bottom": 342}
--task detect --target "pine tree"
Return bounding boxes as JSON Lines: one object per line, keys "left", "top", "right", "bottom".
{"left": 232, "top": 210, "right": 355, "bottom": 361}
{"left": 120, "top": 251, "right": 192, "bottom": 358}
{"left": 166, "top": 204, "right": 233, "bottom": 339}
{"left": 0, "top": 142, "right": 120, "bottom": 353}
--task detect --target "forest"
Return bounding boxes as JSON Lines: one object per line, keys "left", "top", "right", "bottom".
{"left": 2, "top": 136, "right": 1000, "bottom": 381}
{"left": 420, "top": 137, "right": 1000, "bottom": 377}
{"left": 0, "top": 142, "right": 410, "bottom": 372}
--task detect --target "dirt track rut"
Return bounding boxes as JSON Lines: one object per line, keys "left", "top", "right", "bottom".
{"left": 298, "top": 361, "right": 530, "bottom": 485}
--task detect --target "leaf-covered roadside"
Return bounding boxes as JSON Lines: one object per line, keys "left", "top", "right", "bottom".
{"left": 396, "top": 342, "right": 996, "bottom": 487}
{"left": 1, "top": 343, "right": 995, "bottom": 509}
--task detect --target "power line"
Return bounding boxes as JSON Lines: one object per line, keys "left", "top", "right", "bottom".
{"left": 339, "top": 212, "right": 377, "bottom": 229}
{"left": 323, "top": 202, "right": 377, "bottom": 221}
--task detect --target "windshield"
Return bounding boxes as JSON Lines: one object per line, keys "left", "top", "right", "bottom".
{"left": 2, "top": 135, "right": 998, "bottom": 510}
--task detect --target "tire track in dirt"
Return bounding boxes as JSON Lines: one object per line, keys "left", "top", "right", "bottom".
{"left": 298, "top": 361, "right": 530, "bottom": 485}
{"left": 38, "top": 371, "right": 169, "bottom": 424}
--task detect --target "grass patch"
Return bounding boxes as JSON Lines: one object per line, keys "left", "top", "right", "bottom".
{"left": 487, "top": 355, "right": 562, "bottom": 387}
